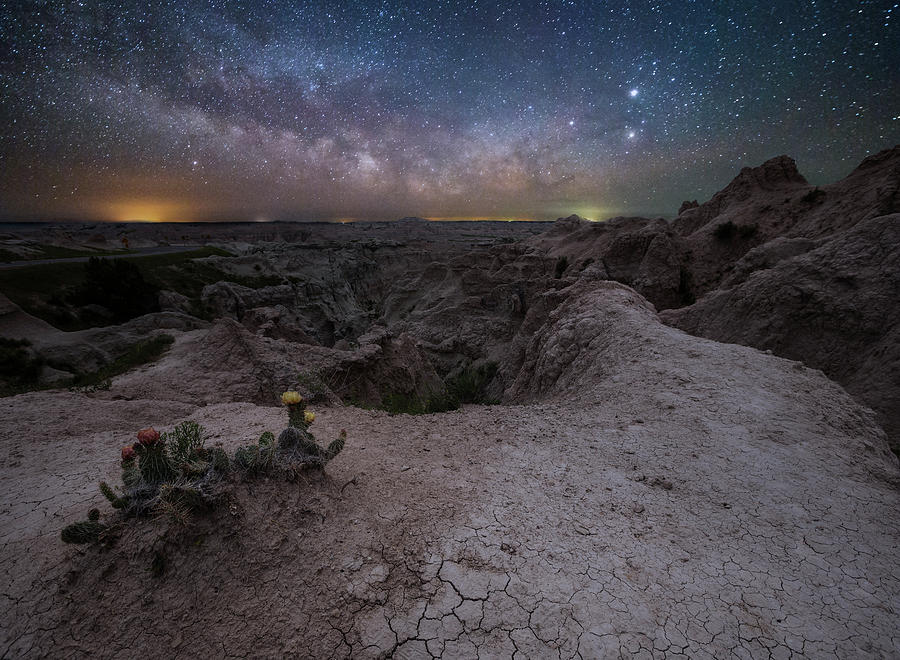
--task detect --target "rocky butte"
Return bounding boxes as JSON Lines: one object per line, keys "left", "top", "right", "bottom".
{"left": 0, "top": 145, "right": 898, "bottom": 657}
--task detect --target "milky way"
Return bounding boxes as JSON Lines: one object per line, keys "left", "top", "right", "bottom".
{"left": 1, "top": 1, "right": 898, "bottom": 222}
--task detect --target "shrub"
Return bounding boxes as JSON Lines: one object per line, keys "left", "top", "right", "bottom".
{"left": 713, "top": 221, "right": 758, "bottom": 242}
{"left": 801, "top": 187, "right": 826, "bottom": 204}
{"left": 74, "top": 257, "right": 160, "bottom": 323}
{"left": 296, "top": 370, "right": 328, "bottom": 403}
{"left": 738, "top": 224, "right": 759, "bottom": 239}
{"left": 713, "top": 221, "right": 737, "bottom": 241}
{"left": 70, "top": 334, "right": 174, "bottom": 388}
{"left": 0, "top": 338, "right": 44, "bottom": 393}
{"left": 378, "top": 363, "right": 499, "bottom": 415}
{"left": 447, "top": 362, "right": 499, "bottom": 405}
{"left": 382, "top": 390, "right": 459, "bottom": 415}
{"left": 554, "top": 255, "right": 569, "bottom": 278}
{"left": 678, "top": 267, "right": 696, "bottom": 306}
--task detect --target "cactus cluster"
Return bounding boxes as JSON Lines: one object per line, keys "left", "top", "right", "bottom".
{"left": 61, "top": 421, "right": 229, "bottom": 544}
{"left": 61, "top": 391, "right": 348, "bottom": 545}
{"left": 234, "top": 391, "right": 346, "bottom": 474}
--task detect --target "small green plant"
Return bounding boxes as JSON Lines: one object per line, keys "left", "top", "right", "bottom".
{"left": 447, "top": 362, "right": 499, "bottom": 405}
{"left": 296, "top": 370, "right": 328, "bottom": 403}
{"left": 801, "top": 187, "right": 826, "bottom": 204}
{"left": 738, "top": 223, "right": 759, "bottom": 239}
{"left": 678, "top": 266, "right": 696, "bottom": 306}
{"left": 713, "top": 221, "right": 737, "bottom": 241}
{"left": 70, "top": 335, "right": 174, "bottom": 388}
{"left": 713, "top": 221, "right": 757, "bottom": 242}
{"left": 376, "top": 363, "right": 499, "bottom": 415}
{"left": 234, "top": 391, "right": 346, "bottom": 475}
{"left": 554, "top": 255, "right": 569, "bottom": 278}
{"left": 381, "top": 390, "right": 459, "bottom": 415}
{"left": 0, "top": 338, "right": 44, "bottom": 395}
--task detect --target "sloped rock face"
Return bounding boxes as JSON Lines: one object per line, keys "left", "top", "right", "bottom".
{"left": 326, "top": 327, "right": 444, "bottom": 406}
{"left": 112, "top": 319, "right": 288, "bottom": 405}
{"left": 505, "top": 281, "right": 657, "bottom": 401}
{"left": 524, "top": 215, "right": 689, "bottom": 311}
{"left": 111, "top": 318, "right": 444, "bottom": 409}
{"left": 662, "top": 214, "right": 900, "bottom": 445}
{"left": 673, "top": 155, "right": 809, "bottom": 236}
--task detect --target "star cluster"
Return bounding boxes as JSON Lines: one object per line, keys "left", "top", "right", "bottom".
{"left": 1, "top": 1, "right": 897, "bottom": 222}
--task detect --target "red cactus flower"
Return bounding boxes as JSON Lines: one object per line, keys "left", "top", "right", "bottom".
{"left": 121, "top": 445, "right": 136, "bottom": 461}
{"left": 136, "top": 427, "right": 160, "bottom": 446}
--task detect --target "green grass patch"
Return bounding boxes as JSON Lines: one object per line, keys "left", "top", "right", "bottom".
{"left": 0, "top": 334, "right": 175, "bottom": 397}
{"left": 354, "top": 363, "right": 499, "bottom": 415}
{"left": 446, "top": 362, "right": 499, "bottom": 405}
{"left": 0, "top": 247, "right": 272, "bottom": 330}
{"left": 70, "top": 334, "right": 175, "bottom": 388}
{"left": 381, "top": 390, "right": 461, "bottom": 415}
{"left": 0, "top": 244, "right": 133, "bottom": 262}
{"left": 0, "top": 338, "right": 44, "bottom": 396}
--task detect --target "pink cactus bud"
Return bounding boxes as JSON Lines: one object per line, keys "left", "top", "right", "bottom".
{"left": 137, "top": 427, "right": 160, "bottom": 446}
{"left": 121, "top": 445, "right": 136, "bottom": 460}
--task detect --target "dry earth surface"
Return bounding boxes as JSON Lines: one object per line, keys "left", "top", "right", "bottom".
{"left": 2, "top": 284, "right": 899, "bottom": 658}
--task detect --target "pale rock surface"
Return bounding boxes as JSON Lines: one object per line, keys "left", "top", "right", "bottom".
{"left": 1, "top": 284, "right": 898, "bottom": 658}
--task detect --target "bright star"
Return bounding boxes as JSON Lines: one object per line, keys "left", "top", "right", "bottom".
{"left": 628, "top": 131, "right": 636, "bottom": 138}
{"left": 629, "top": 89, "right": 639, "bottom": 97}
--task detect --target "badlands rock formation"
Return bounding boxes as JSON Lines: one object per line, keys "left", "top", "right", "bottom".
{"left": 1, "top": 147, "right": 899, "bottom": 657}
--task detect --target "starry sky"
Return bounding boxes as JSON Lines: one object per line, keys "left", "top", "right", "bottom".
{"left": 1, "top": 1, "right": 898, "bottom": 223}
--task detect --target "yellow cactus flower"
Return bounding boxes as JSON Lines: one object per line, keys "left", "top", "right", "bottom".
{"left": 281, "top": 390, "right": 303, "bottom": 405}
{"left": 304, "top": 411, "right": 315, "bottom": 424}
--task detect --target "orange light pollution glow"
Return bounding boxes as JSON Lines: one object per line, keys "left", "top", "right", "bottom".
{"left": 102, "top": 199, "right": 200, "bottom": 223}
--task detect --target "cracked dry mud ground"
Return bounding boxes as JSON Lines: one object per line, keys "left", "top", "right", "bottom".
{"left": 2, "top": 307, "right": 900, "bottom": 658}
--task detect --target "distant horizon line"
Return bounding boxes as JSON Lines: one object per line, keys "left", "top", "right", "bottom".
{"left": 0, "top": 211, "right": 675, "bottom": 225}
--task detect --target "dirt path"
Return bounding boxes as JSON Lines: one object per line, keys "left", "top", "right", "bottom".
{"left": 0, "top": 246, "right": 198, "bottom": 269}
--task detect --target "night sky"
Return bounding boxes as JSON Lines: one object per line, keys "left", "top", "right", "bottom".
{"left": 1, "top": 1, "right": 898, "bottom": 223}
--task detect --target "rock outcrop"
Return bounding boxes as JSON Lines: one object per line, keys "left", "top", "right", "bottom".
{"left": 662, "top": 213, "right": 900, "bottom": 444}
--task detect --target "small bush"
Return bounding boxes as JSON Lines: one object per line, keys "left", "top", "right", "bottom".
{"left": 70, "top": 334, "right": 174, "bottom": 388}
{"left": 447, "top": 362, "right": 499, "bottom": 405}
{"left": 738, "top": 224, "right": 758, "bottom": 239}
{"left": 296, "top": 370, "right": 328, "bottom": 403}
{"left": 801, "top": 187, "right": 826, "bottom": 204}
{"left": 382, "top": 391, "right": 459, "bottom": 415}
{"left": 74, "top": 257, "right": 160, "bottom": 323}
{"left": 713, "top": 221, "right": 758, "bottom": 242}
{"left": 0, "top": 338, "right": 44, "bottom": 393}
{"left": 379, "top": 363, "right": 499, "bottom": 415}
{"left": 554, "top": 255, "right": 569, "bottom": 278}
{"left": 678, "top": 267, "right": 695, "bottom": 306}
{"left": 713, "top": 221, "right": 737, "bottom": 241}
